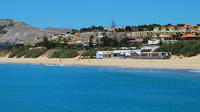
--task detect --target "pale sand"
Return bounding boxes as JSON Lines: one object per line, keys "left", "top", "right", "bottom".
{"left": 0, "top": 55, "right": 200, "bottom": 69}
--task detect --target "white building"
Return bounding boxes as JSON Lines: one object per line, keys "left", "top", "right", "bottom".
{"left": 141, "top": 44, "right": 160, "bottom": 51}
{"left": 96, "top": 50, "right": 141, "bottom": 59}
{"left": 159, "top": 35, "right": 177, "bottom": 44}
{"left": 148, "top": 39, "right": 160, "bottom": 45}
{"left": 96, "top": 50, "right": 171, "bottom": 59}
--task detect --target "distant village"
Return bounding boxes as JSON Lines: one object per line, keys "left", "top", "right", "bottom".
{"left": 47, "top": 23, "right": 200, "bottom": 59}
{"left": 1, "top": 19, "right": 199, "bottom": 59}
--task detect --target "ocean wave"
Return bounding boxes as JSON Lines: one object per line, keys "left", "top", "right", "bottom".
{"left": 44, "top": 64, "right": 59, "bottom": 66}
{"left": 188, "top": 69, "right": 200, "bottom": 74}
{"left": 43, "top": 64, "right": 67, "bottom": 67}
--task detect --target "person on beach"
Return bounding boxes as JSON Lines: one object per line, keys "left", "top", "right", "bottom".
{"left": 59, "top": 58, "right": 61, "bottom": 64}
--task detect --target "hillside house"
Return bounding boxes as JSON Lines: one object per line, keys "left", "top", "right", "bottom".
{"left": 160, "top": 35, "right": 177, "bottom": 44}
{"left": 182, "top": 34, "right": 199, "bottom": 40}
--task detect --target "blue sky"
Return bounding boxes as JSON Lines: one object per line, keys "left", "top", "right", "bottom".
{"left": 0, "top": 0, "right": 199, "bottom": 29}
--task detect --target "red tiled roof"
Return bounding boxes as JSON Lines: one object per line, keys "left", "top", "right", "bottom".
{"left": 168, "top": 26, "right": 175, "bottom": 28}
{"left": 182, "top": 34, "right": 198, "bottom": 38}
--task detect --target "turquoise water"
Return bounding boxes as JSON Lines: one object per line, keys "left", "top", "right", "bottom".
{"left": 0, "top": 64, "right": 200, "bottom": 112}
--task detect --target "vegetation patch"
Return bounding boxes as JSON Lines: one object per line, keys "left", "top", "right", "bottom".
{"left": 155, "top": 40, "right": 200, "bottom": 57}
{"left": 8, "top": 49, "right": 23, "bottom": 58}
{"left": 8, "top": 47, "right": 47, "bottom": 58}
{"left": 0, "top": 50, "right": 9, "bottom": 57}
{"left": 0, "top": 30, "right": 8, "bottom": 34}
{"left": 24, "top": 48, "right": 48, "bottom": 58}
{"left": 50, "top": 49, "right": 78, "bottom": 58}
{"left": 0, "top": 25, "right": 6, "bottom": 30}
{"left": 16, "top": 51, "right": 26, "bottom": 58}
{"left": 81, "top": 49, "right": 97, "bottom": 59}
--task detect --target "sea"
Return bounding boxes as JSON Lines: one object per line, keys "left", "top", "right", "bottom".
{"left": 0, "top": 63, "right": 200, "bottom": 112}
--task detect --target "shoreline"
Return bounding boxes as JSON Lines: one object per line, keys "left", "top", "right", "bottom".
{"left": 0, "top": 55, "right": 200, "bottom": 69}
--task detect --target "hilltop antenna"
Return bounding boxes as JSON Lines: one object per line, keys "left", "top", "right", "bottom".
{"left": 111, "top": 19, "right": 116, "bottom": 28}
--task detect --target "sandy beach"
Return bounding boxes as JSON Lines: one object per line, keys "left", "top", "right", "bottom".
{"left": 0, "top": 55, "right": 200, "bottom": 69}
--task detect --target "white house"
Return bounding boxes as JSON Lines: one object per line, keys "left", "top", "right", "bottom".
{"left": 141, "top": 44, "right": 160, "bottom": 51}
{"left": 97, "top": 35, "right": 104, "bottom": 39}
{"left": 153, "top": 27, "right": 159, "bottom": 32}
{"left": 148, "top": 39, "right": 160, "bottom": 45}
{"left": 159, "top": 35, "right": 177, "bottom": 44}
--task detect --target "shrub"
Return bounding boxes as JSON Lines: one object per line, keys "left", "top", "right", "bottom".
{"left": 0, "top": 31, "right": 8, "bottom": 34}
{"left": 8, "top": 47, "right": 47, "bottom": 58}
{"left": 50, "top": 49, "right": 78, "bottom": 58}
{"left": 8, "top": 49, "right": 22, "bottom": 58}
{"left": 24, "top": 48, "right": 47, "bottom": 58}
{"left": 35, "top": 37, "right": 57, "bottom": 49}
{"left": 155, "top": 40, "right": 200, "bottom": 57}
{"left": 16, "top": 51, "right": 26, "bottom": 58}
{"left": 81, "top": 49, "right": 97, "bottom": 59}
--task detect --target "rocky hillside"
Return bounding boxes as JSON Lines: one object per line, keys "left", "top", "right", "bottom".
{"left": 0, "top": 19, "right": 71, "bottom": 46}
{"left": 45, "top": 27, "right": 72, "bottom": 33}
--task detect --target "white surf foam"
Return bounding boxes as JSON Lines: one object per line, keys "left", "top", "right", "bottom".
{"left": 188, "top": 69, "right": 200, "bottom": 73}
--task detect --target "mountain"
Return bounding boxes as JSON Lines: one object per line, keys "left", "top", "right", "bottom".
{"left": 0, "top": 19, "right": 71, "bottom": 46}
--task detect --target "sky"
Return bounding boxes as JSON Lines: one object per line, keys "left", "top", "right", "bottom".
{"left": 0, "top": 0, "right": 199, "bottom": 29}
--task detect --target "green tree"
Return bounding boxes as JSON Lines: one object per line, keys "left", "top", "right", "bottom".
{"left": 89, "top": 36, "right": 94, "bottom": 48}
{"left": 119, "top": 37, "right": 131, "bottom": 47}
{"left": 155, "top": 40, "right": 200, "bottom": 57}
{"left": 142, "top": 36, "right": 152, "bottom": 43}
{"left": 125, "top": 26, "right": 132, "bottom": 32}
